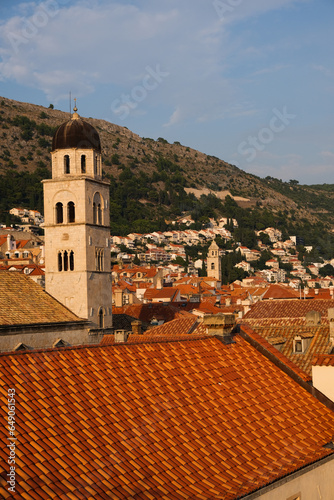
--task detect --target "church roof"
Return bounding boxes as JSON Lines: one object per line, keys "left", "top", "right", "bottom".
{"left": 1, "top": 336, "right": 334, "bottom": 498}
{"left": 51, "top": 114, "right": 101, "bottom": 152}
{"left": 0, "top": 271, "right": 80, "bottom": 326}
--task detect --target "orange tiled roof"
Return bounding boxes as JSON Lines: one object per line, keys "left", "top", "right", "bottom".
{"left": 1, "top": 336, "right": 334, "bottom": 499}
{"left": 244, "top": 298, "right": 334, "bottom": 324}
{"left": 242, "top": 299, "right": 334, "bottom": 375}
{"left": 147, "top": 316, "right": 198, "bottom": 336}
{"left": 148, "top": 287, "right": 178, "bottom": 301}
{"left": 262, "top": 283, "right": 299, "bottom": 300}
{"left": 27, "top": 266, "right": 45, "bottom": 276}
{"left": 174, "top": 284, "right": 200, "bottom": 295}
{"left": 0, "top": 271, "right": 80, "bottom": 325}
{"left": 113, "top": 303, "right": 180, "bottom": 324}
{"left": 100, "top": 332, "right": 205, "bottom": 345}
{"left": 239, "top": 324, "right": 312, "bottom": 382}
{"left": 313, "top": 354, "right": 334, "bottom": 366}
{"left": 15, "top": 240, "right": 30, "bottom": 249}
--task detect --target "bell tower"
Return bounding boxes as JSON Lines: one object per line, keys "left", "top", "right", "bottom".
{"left": 207, "top": 240, "right": 221, "bottom": 282}
{"left": 43, "top": 104, "right": 112, "bottom": 329}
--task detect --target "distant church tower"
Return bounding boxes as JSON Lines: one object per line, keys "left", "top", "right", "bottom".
{"left": 43, "top": 104, "right": 112, "bottom": 329}
{"left": 207, "top": 240, "right": 221, "bottom": 281}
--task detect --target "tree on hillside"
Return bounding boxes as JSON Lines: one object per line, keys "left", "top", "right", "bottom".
{"left": 319, "top": 264, "right": 334, "bottom": 277}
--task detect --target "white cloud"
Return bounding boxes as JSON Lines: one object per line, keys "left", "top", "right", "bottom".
{"left": 252, "top": 64, "right": 291, "bottom": 76}
{"left": 311, "top": 65, "right": 332, "bottom": 77}
{"left": 213, "top": 0, "right": 309, "bottom": 24}
{"left": 0, "top": 0, "right": 307, "bottom": 114}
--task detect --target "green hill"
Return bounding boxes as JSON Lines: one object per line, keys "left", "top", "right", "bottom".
{"left": 1, "top": 96, "right": 334, "bottom": 256}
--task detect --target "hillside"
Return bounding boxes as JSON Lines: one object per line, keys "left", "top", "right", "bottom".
{"left": 1, "top": 95, "right": 334, "bottom": 250}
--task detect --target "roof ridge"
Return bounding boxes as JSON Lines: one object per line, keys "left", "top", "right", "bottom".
{"left": 1, "top": 333, "right": 211, "bottom": 356}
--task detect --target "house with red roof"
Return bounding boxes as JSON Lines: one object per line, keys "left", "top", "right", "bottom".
{"left": 1, "top": 328, "right": 334, "bottom": 498}
{"left": 242, "top": 299, "right": 334, "bottom": 376}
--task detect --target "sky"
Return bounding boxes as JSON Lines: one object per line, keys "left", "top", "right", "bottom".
{"left": 0, "top": 0, "right": 333, "bottom": 185}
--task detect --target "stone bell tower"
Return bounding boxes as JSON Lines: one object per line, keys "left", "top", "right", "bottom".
{"left": 43, "top": 103, "right": 112, "bottom": 329}
{"left": 207, "top": 240, "right": 221, "bottom": 282}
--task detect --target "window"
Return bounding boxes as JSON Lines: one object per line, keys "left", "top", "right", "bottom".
{"left": 98, "top": 308, "right": 105, "bottom": 328}
{"left": 81, "top": 155, "right": 86, "bottom": 173}
{"left": 56, "top": 202, "right": 63, "bottom": 224}
{"left": 94, "top": 156, "right": 97, "bottom": 175}
{"left": 123, "top": 295, "right": 129, "bottom": 305}
{"left": 211, "top": 263, "right": 215, "bottom": 270}
{"left": 58, "top": 252, "right": 63, "bottom": 272}
{"left": 64, "top": 155, "right": 70, "bottom": 174}
{"left": 97, "top": 203, "right": 102, "bottom": 225}
{"left": 95, "top": 248, "right": 104, "bottom": 271}
{"left": 67, "top": 202, "right": 75, "bottom": 223}
{"left": 294, "top": 338, "right": 303, "bottom": 353}
{"left": 93, "top": 202, "right": 97, "bottom": 224}
{"left": 93, "top": 192, "right": 104, "bottom": 225}
{"left": 69, "top": 251, "right": 74, "bottom": 271}
{"left": 58, "top": 250, "right": 74, "bottom": 272}
{"left": 63, "top": 250, "right": 68, "bottom": 272}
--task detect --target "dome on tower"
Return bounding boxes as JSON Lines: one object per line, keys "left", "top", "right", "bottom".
{"left": 51, "top": 104, "right": 101, "bottom": 152}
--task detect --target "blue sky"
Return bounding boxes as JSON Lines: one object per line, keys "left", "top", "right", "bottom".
{"left": 0, "top": 0, "right": 333, "bottom": 185}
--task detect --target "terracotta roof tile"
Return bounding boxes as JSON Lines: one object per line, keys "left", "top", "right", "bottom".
{"left": 1, "top": 337, "right": 334, "bottom": 499}
{"left": 244, "top": 298, "right": 334, "bottom": 324}
{"left": 313, "top": 354, "right": 334, "bottom": 366}
{"left": 0, "top": 271, "right": 81, "bottom": 326}
{"left": 242, "top": 299, "right": 334, "bottom": 375}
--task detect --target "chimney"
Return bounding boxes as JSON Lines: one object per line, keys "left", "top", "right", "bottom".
{"left": 305, "top": 310, "right": 321, "bottom": 326}
{"left": 226, "top": 297, "right": 231, "bottom": 307}
{"left": 114, "top": 289, "right": 123, "bottom": 308}
{"left": 114, "top": 330, "right": 128, "bottom": 343}
{"left": 202, "top": 313, "right": 236, "bottom": 344}
{"left": 131, "top": 320, "right": 142, "bottom": 335}
{"left": 7, "top": 234, "right": 15, "bottom": 251}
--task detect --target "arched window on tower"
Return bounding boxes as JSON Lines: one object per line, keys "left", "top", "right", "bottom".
{"left": 95, "top": 248, "right": 104, "bottom": 271}
{"left": 98, "top": 308, "right": 105, "bottom": 328}
{"left": 93, "top": 202, "right": 97, "bottom": 224}
{"left": 211, "top": 263, "right": 215, "bottom": 270}
{"left": 67, "top": 202, "right": 75, "bottom": 223}
{"left": 93, "top": 192, "right": 103, "bottom": 225}
{"left": 63, "top": 251, "right": 68, "bottom": 271}
{"left": 69, "top": 251, "right": 74, "bottom": 271}
{"left": 81, "top": 155, "right": 86, "bottom": 173}
{"left": 58, "top": 252, "right": 63, "bottom": 272}
{"left": 56, "top": 202, "right": 63, "bottom": 224}
{"left": 64, "top": 155, "right": 70, "bottom": 174}
{"left": 97, "top": 203, "right": 102, "bottom": 225}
